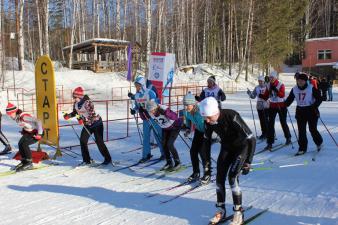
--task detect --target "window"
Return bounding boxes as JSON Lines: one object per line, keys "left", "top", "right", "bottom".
{"left": 318, "top": 50, "right": 332, "bottom": 60}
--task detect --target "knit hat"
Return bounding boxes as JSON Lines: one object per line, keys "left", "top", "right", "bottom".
{"left": 134, "top": 76, "right": 145, "bottom": 87}
{"left": 73, "top": 87, "right": 84, "bottom": 98}
{"left": 6, "top": 102, "right": 18, "bottom": 115}
{"left": 199, "top": 97, "right": 219, "bottom": 117}
{"left": 146, "top": 100, "right": 158, "bottom": 112}
{"left": 269, "top": 71, "right": 278, "bottom": 78}
{"left": 258, "top": 75, "right": 264, "bottom": 81}
{"left": 183, "top": 92, "right": 196, "bottom": 106}
{"left": 207, "top": 76, "right": 216, "bottom": 84}
{"left": 296, "top": 72, "right": 308, "bottom": 81}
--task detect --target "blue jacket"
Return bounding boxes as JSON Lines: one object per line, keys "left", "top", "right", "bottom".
{"left": 183, "top": 106, "right": 205, "bottom": 133}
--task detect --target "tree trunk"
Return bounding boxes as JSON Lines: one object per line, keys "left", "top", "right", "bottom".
{"left": 17, "top": 0, "right": 25, "bottom": 70}
{"left": 69, "top": 0, "right": 78, "bottom": 69}
{"left": 145, "top": 0, "right": 151, "bottom": 63}
{"left": 116, "top": 0, "right": 121, "bottom": 39}
{"left": 36, "top": 0, "right": 43, "bottom": 55}
{"left": 43, "top": 0, "right": 49, "bottom": 55}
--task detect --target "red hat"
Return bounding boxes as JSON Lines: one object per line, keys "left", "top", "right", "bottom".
{"left": 6, "top": 102, "right": 18, "bottom": 115}
{"left": 73, "top": 87, "right": 84, "bottom": 98}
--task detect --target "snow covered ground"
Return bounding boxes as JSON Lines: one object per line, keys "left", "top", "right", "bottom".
{"left": 0, "top": 67, "right": 338, "bottom": 225}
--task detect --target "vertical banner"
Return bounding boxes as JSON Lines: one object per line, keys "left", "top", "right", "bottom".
{"left": 127, "top": 44, "right": 133, "bottom": 81}
{"left": 35, "top": 55, "right": 59, "bottom": 147}
{"left": 148, "top": 52, "right": 175, "bottom": 103}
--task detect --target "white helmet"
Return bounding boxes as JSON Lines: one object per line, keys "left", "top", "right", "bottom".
{"left": 199, "top": 97, "right": 220, "bottom": 117}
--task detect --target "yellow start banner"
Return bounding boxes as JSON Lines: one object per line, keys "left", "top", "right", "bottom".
{"left": 35, "top": 55, "right": 59, "bottom": 146}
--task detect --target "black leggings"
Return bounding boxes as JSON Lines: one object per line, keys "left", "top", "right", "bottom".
{"left": 0, "top": 113, "right": 10, "bottom": 147}
{"left": 190, "top": 129, "right": 211, "bottom": 174}
{"left": 18, "top": 134, "right": 37, "bottom": 162}
{"left": 162, "top": 129, "right": 180, "bottom": 163}
{"left": 80, "top": 123, "right": 112, "bottom": 163}
{"left": 215, "top": 138, "right": 255, "bottom": 208}
{"left": 267, "top": 107, "right": 291, "bottom": 144}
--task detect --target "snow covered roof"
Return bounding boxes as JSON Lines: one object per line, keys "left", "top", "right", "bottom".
{"left": 305, "top": 36, "right": 338, "bottom": 42}
{"left": 315, "top": 62, "right": 338, "bottom": 66}
{"left": 63, "top": 38, "right": 140, "bottom": 54}
{"left": 333, "top": 62, "right": 338, "bottom": 69}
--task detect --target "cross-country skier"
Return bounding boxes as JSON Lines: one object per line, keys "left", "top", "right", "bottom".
{"left": 285, "top": 72, "right": 323, "bottom": 155}
{"left": 6, "top": 103, "right": 43, "bottom": 171}
{"left": 63, "top": 87, "right": 112, "bottom": 165}
{"left": 260, "top": 71, "right": 292, "bottom": 150}
{"left": 199, "top": 97, "right": 256, "bottom": 225}
{"left": 247, "top": 75, "right": 269, "bottom": 140}
{"left": 196, "top": 75, "right": 226, "bottom": 103}
{"left": 182, "top": 92, "right": 211, "bottom": 184}
{"left": 128, "top": 76, "right": 164, "bottom": 163}
{"left": 0, "top": 111, "right": 12, "bottom": 155}
{"left": 146, "top": 100, "right": 182, "bottom": 171}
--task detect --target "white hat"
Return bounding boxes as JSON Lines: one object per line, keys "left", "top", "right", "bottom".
{"left": 199, "top": 97, "right": 220, "bottom": 117}
{"left": 258, "top": 75, "right": 264, "bottom": 81}
{"left": 269, "top": 71, "right": 278, "bottom": 78}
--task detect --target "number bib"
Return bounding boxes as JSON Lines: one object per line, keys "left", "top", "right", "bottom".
{"left": 293, "top": 84, "right": 314, "bottom": 107}
{"left": 152, "top": 114, "right": 175, "bottom": 129}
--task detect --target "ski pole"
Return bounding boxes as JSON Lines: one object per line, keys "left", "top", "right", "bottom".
{"left": 141, "top": 111, "right": 163, "bottom": 148}
{"left": 133, "top": 112, "right": 143, "bottom": 145}
{"left": 319, "top": 117, "right": 338, "bottom": 147}
{"left": 76, "top": 115, "right": 97, "bottom": 143}
{"left": 63, "top": 112, "right": 81, "bottom": 142}
{"left": 251, "top": 160, "right": 308, "bottom": 171}
{"left": 247, "top": 89, "right": 258, "bottom": 138}
{"left": 286, "top": 108, "right": 297, "bottom": 149}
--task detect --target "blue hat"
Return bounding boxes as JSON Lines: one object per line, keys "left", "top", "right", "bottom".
{"left": 183, "top": 92, "right": 196, "bottom": 105}
{"left": 134, "top": 76, "right": 145, "bottom": 86}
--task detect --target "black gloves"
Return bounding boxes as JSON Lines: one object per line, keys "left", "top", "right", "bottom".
{"left": 128, "top": 92, "right": 135, "bottom": 100}
{"left": 241, "top": 163, "right": 251, "bottom": 175}
{"left": 130, "top": 108, "right": 136, "bottom": 115}
{"left": 270, "top": 85, "right": 278, "bottom": 93}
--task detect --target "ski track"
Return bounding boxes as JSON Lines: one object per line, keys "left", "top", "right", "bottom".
{"left": 1, "top": 77, "right": 338, "bottom": 224}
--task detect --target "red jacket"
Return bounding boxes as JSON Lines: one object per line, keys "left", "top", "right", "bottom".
{"left": 260, "top": 80, "right": 286, "bottom": 108}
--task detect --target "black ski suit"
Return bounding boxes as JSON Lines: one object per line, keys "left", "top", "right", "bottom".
{"left": 203, "top": 109, "right": 256, "bottom": 209}
{"left": 0, "top": 112, "right": 10, "bottom": 148}
{"left": 285, "top": 83, "right": 323, "bottom": 152}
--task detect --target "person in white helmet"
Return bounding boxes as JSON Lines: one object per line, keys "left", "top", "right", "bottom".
{"left": 247, "top": 75, "right": 269, "bottom": 140}
{"left": 199, "top": 97, "right": 256, "bottom": 225}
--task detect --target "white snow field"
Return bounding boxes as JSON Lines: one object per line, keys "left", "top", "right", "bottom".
{"left": 0, "top": 67, "right": 337, "bottom": 225}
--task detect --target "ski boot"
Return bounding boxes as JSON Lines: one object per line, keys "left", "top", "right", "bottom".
{"left": 12, "top": 161, "right": 25, "bottom": 171}
{"left": 77, "top": 159, "right": 95, "bottom": 166}
{"left": 317, "top": 143, "right": 323, "bottom": 152}
{"left": 229, "top": 207, "right": 244, "bottom": 225}
{"left": 295, "top": 149, "right": 306, "bottom": 156}
{"left": 0, "top": 145, "right": 12, "bottom": 155}
{"left": 201, "top": 168, "right": 211, "bottom": 185}
{"left": 101, "top": 159, "right": 112, "bottom": 165}
{"left": 171, "top": 160, "right": 181, "bottom": 171}
{"left": 138, "top": 153, "right": 153, "bottom": 163}
{"left": 209, "top": 203, "right": 226, "bottom": 225}
{"left": 258, "top": 134, "right": 266, "bottom": 140}
{"left": 187, "top": 172, "right": 200, "bottom": 183}
{"left": 16, "top": 160, "right": 33, "bottom": 172}
{"left": 285, "top": 138, "right": 291, "bottom": 145}
{"left": 160, "top": 160, "right": 173, "bottom": 171}
{"left": 264, "top": 144, "right": 272, "bottom": 151}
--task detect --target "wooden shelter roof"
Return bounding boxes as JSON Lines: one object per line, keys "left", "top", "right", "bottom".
{"left": 63, "top": 38, "right": 141, "bottom": 54}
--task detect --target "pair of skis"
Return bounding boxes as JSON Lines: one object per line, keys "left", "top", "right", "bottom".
{"left": 208, "top": 206, "right": 269, "bottom": 225}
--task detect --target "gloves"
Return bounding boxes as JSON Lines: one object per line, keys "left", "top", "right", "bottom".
{"left": 184, "top": 129, "right": 191, "bottom": 137}
{"left": 246, "top": 89, "right": 252, "bottom": 96}
{"left": 195, "top": 95, "right": 200, "bottom": 101}
{"left": 270, "top": 85, "right": 278, "bottom": 93}
{"left": 63, "top": 113, "right": 70, "bottom": 120}
{"left": 128, "top": 92, "right": 135, "bottom": 99}
{"left": 241, "top": 163, "right": 251, "bottom": 175}
{"left": 76, "top": 115, "right": 84, "bottom": 125}
{"left": 130, "top": 108, "right": 136, "bottom": 115}
{"left": 34, "top": 134, "right": 42, "bottom": 141}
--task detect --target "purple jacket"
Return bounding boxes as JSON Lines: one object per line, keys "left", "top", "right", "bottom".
{"left": 151, "top": 105, "right": 182, "bottom": 130}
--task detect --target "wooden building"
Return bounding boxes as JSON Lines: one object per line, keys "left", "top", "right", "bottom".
{"left": 63, "top": 38, "right": 141, "bottom": 73}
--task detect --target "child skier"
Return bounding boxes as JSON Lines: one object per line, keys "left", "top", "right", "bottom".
{"left": 196, "top": 75, "right": 226, "bottom": 102}
{"left": 6, "top": 103, "right": 43, "bottom": 171}
{"left": 247, "top": 75, "right": 269, "bottom": 140}
{"left": 146, "top": 100, "right": 182, "bottom": 171}
{"left": 182, "top": 92, "right": 211, "bottom": 184}
{"left": 63, "top": 87, "right": 112, "bottom": 165}
{"left": 0, "top": 111, "right": 12, "bottom": 155}
{"left": 199, "top": 97, "right": 256, "bottom": 225}
{"left": 285, "top": 72, "right": 323, "bottom": 155}
{"left": 128, "top": 76, "right": 164, "bottom": 163}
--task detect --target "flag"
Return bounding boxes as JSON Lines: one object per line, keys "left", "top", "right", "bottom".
{"left": 127, "top": 44, "right": 133, "bottom": 81}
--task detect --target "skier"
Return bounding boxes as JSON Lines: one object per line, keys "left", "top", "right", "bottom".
{"left": 328, "top": 79, "right": 333, "bottom": 101}
{"left": 145, "top": 100, "right": 182, "bottom": 171}
{"left": 318, "top": 77, "right": 329, "bottom": 101}
{"left": 285, "top": 72, "right": 323, "bottom": 155}
{"left": 247, "top": 75, "right": 269, "bottom": 140}
{"left": 196, "top": 75, "right": 226, "bottom": 103}
{"left": 63, "top": 87, "right": 112, "bottom": 165}
{"left": 182, "top": 92, "right": 211, "bottom": 184}
{"left": 6, "top": 103, "right": 43, "bottom": 171}
{"left": 0, "top": 111, "right": 12, "bottom": 155}
{"left": 199, "top": 97, "right": 256, "bottom": 225}
{"left": 128, "top": 76, "right": 164, "bottom": 162}
{"left": 260, "top": 71, "right": 291, "bottom": 150}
